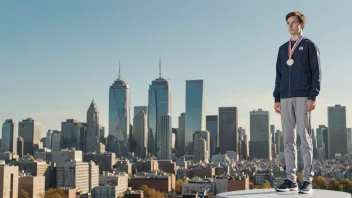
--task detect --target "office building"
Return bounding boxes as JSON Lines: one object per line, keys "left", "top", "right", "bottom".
{"left": 185, "top": 80, "right": 205, "bottom": 154}
{"left": 108, "top": 65, "right": 130, "bottom": 157}
{"left": 18, "top": 118, "right": 41, "bottom": 155}
{"left": 328, "top": 105, "right": 347, "bottom": 159}
{"left": 219, "top": 107, "right": 238, "bottom": 154}
{"left": 249, "top": 109, "right": 272, "bottom": 160}
{"left": 1, "top": 119, "right": 17, "bottom": 154}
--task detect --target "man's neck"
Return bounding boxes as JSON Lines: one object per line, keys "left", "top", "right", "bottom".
{"left": 291, "top": 32, "right": 303, "bottom": 41}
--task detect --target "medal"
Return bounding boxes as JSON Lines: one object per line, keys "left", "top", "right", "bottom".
{"left": 286, "top": 59, "right": 294, "bottom": 66}
{"left": 287, "top": 35, "right": 306, "bottom": 66}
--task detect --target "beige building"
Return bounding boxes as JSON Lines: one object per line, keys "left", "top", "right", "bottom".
{"left": 133, "top": 110, "right": 148, "bottom": 158}
{"left": 92, "top": 185, "right": 128, "bottom": 198}
{"left": 50, "top": 149, "right": 83, "bottom": 163}
{"left": 56, "top": 161, "right": 89, "bottom": 193}
{"left": 12, "top": 157, "right": 52, "bottom": 189}
{"left": 84, "top": 152, "right": 116, "bottom": 172}
{"left": 88, "top": 161, "right": 99, "bottom": 192}
{"left": 18, "top": 175, "right": 45, "bottom": 198}
{"left": 0, "top": 164, "right": 19, "bottom": 198}
{"left": 193, "top": 131, "right": 210, "bottom": 163}
{"left": 99, "top": 172, "right": 128, "bottom": 186}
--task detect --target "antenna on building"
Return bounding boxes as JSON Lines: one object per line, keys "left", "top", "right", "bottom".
{"left": 118, "top": 60, "right": 121, "bottom": 80}
{"left": 159, "top": 56, "right": 161, "bottom": 78}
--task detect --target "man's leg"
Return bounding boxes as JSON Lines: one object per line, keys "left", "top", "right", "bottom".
{"left": 294, "top": 97, "right": 314, "bottom": 183}
{"left": 281, "top": 98, "right": 297, "bottom": 183}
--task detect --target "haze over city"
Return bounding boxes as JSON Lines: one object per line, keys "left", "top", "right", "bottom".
{"left": 1, "top": 0, "right": 351, "bottom": 138}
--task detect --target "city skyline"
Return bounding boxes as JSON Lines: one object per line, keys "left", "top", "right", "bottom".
{"left": 2, "top": 1, "right": 352, "bottom": 138}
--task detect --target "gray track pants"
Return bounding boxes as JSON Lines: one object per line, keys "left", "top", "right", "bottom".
{"left": 281, "top": 97, "right": 314, "bottom": 183}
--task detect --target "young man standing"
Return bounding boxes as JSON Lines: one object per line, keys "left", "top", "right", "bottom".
{"left": 273, "top": 11, "right": 321, "bottom": 194}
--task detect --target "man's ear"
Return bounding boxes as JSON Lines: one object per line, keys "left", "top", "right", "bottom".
{"left": 301, "top": 22, "right": 305, "bottom": 30}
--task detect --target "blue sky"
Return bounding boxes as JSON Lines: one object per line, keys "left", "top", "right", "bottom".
{"left": 1, "top": 0, "right": 351, "bottom": 138}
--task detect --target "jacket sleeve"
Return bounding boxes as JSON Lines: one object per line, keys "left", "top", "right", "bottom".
{"left": 308, "top": 42, "right": 321, "bottom": 101}
{"left": 273, "top": 47, "right": 282, "bottom": 103}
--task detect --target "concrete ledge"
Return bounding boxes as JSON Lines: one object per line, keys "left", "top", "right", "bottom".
{"left": 216, "top": 188, "right": 351, "bottom": 198}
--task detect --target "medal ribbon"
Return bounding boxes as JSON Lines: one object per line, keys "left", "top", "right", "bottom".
{"left": 287, "top": 35, "right": 306, "bottom": 59}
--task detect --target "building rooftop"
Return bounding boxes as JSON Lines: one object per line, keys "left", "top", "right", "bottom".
{"left": 111, "top": 79, "right": 129, "bottom": 88}
{"left": 151, "top": 77, "right": 169, "bottom": 85}
{"left": 217, "top": 189, "right": 351, "bottom": 198}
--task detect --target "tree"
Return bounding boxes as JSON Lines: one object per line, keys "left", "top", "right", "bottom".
{"left": 338, "top": 179, "right": 352, "bottom": 194}
{"left": 19, "top": 189, "right": 29, "bottom": 198}
{"left": 328, "top": 179, "right": 343, "bottom": 191}
{"left": 44, "top": 188, "right": 67, "bottom": 198}
{"left": 260, "top": 180, "right": 271, "bottom": 189}
{"left": 139, "top": 185, "right": 165, "bottom": 198}
{"left": 312, "top": 176, "right": 328, "bottom": 189}
{"left": 175, "top": 179, "right": 184, "bottom": 194}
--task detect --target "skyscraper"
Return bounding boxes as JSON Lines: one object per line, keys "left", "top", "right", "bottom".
{"left": 17, "top": 137, "right": 24, "bottom": 158}
{"left": 45, "top": 130, "right": 52, "bottom": 149}
{"left": 176, "top": 113, "right": 185, "bottom": 156}
{"left": 99, "top": 126, "right": 105, "bottom": 144}
{"left": 348, "top": 128, "right": 352, "bottom": 154}
{"left": 316, "top": 125, "right": 328, "bottom": 149}
{"left": 148, "top": 61, "right": 171, "bottom": 157}
{"left": 133, "top": 109, "right": 148, "bottom": 158}
{"left": 249, "top": 109, "right": 271, "bottom": 160}
{"left": 219, "top": 107, "right": 238, "bottom": 154}
{"left": 328, "top": 105, "right": 347, "bottom": 159}
{"left": 18, "top": 118, "right": 41, "bottom": 155}
{"left": 172, "top": 128, "right": 177, "bottom": 150}
{"left": 270, "top": 125, "right": 275, "bottom": 146}
{"left": 134, "top": 106, "right": 148, "bottom": 117}
{"left": 206, "top": 115, "right": 218, "bottom": 155}
{"left": 108, "top": 65, "right": 130, "bottom": 157}
{"left": 185, "top": 80, "right": 205, "bottom": 154}
{"left": 316, "top": 125, "right": 328, "bottom": 161}
{"left": 156, "top": 114, "right": 172, "bottom": 160}
{"left": 1, "top": 119, "right": 17, "bottom": 154}
{"left": 86, "top": 100, "right": 100, "bottom": 153}
{"left": 51, "top": 130, "right": 61, "bottom": 151}
{"left": 61, "top": 119, "right": 86, "bottom": 150}
{"left": 238, "top": 127, "right": 246, "bottom": 160}
{"left": 193, "top": 131, "right": 210, "bottom": 163}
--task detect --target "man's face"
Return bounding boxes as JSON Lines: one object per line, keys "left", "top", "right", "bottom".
{"left": 286, "top": 16, "right": 304, "bottom": 35}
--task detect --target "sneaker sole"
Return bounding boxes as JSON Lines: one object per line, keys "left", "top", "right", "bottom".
{"left": 299, "top": 189, "right": 312, "bottom": 194}
{"left": 276, "top": 188, "right": 290, "bottom": 192}
{"left": 276, "top": 187, "right": 298, "bottom": 192}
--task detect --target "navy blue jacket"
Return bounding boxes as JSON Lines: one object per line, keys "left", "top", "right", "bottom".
{"left": 273, "top": 38, "right": 321, "bottom": 103}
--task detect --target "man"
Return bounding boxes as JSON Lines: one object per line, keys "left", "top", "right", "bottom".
{"left": 273, "top": 11, "right": 321, "bottom": 194}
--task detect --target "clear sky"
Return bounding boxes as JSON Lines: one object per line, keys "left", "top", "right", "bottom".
{"left": 1, "top": 0, "right": 351, "bottom": 138}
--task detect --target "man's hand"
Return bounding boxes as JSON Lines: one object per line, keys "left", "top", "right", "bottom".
{"left": 274, "top": 102, "right": 281, "bottom": 114}
{"left": 306, "top": 100, "right": 315, "bottom": 112}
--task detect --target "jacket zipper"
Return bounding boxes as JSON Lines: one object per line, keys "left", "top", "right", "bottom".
{"left": 289, "top": 64, "right": 291, "bottom": 98}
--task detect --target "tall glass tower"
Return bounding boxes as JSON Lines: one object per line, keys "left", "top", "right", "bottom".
{"left": 206, "top": 115, "right": 218, "bottom": 155}
{"left": 2, "top": 119, "right": 18, "bottom": 154}
{"left": 108, "top": 64, "right": 130, "bottom": 157}
{"left": 185, "top": 80, "right": 204, "bottom": 154}
{"left": 148, "top": 60, "right": 171, "bottom": 157}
